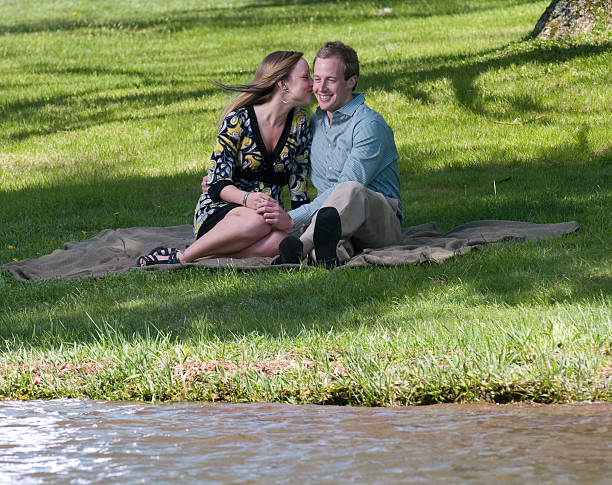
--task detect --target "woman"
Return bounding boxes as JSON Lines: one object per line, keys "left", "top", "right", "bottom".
{"left": 137, "top": 51, "right": 313, "bottom": 266}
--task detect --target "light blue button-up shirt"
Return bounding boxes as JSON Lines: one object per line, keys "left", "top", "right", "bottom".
{"left": 288, "top": 93, "right": 402, "bottom": 227}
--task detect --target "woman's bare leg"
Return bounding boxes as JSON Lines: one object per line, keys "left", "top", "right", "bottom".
{"left": 223, "top": 230, "right": 287, "bottom": 258}
{"left": 179, "top": 208, "right": 272, "bottom": 262}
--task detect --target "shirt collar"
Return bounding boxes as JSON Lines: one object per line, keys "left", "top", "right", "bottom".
{"left": 315, "top": 93, "right": 365, "bottom": 122}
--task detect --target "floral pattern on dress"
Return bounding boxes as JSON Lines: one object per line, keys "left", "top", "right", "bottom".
{"left": 193, "top": 106, "right": 311, "bottom": 238}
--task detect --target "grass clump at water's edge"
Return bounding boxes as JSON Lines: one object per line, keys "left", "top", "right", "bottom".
{"left": 2, "top": 300, "right": 610, "bottom": 405}
{"left": 0, "top": 0, "right": 611, "bottom": 404}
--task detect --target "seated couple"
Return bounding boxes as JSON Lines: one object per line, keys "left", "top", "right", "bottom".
{"left": 137, "top": 41, "right": 403, "bottom": 268}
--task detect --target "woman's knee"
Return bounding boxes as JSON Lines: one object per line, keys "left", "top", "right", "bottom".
{"left": 227, "top": 209, "right": 270, "bottom": 238}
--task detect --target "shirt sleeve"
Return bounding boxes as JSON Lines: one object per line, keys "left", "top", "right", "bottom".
{"left": 289, "top": 112, "right": 312, "bottom": 210}
{"left": 288, "top": 118, "right": 387, "bottom": 226}
{"left": 207, "top": 112, "right": 243, "bottom": 201}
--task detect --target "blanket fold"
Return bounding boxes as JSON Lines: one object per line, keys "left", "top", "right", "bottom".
{"left": 2, "top": 220, "right": 580, "bottom": 282}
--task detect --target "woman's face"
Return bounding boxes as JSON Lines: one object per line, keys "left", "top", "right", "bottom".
{"left": 283, "top": 58, "right": 313, "bottom": 106}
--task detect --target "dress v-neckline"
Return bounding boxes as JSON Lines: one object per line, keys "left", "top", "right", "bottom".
{"left": 247, "top": 105, "right": 294, "bottom": 165}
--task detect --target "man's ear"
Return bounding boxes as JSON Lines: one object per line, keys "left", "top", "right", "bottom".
{"left": 347, "top": 75, "right": 358, "bottom": 90}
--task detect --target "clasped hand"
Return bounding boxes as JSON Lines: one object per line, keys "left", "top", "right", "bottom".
{"left": 254, "top": 197, "right": 294, "bottom": 231}
{"left": 202, "top": 176, "right": 294, "bottom": 231}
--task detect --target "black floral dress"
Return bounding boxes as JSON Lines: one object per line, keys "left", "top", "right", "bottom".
{"left": 193, "top": 105, "right": 311, "bottom": 238}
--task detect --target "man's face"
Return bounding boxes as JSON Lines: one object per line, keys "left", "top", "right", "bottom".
{"left": 313, "top": 57, "right": 357, "bottom": 114}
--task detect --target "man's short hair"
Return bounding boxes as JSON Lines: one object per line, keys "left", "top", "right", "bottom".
{"left": 314, "top": 41, "right": 359, "bottom": 87}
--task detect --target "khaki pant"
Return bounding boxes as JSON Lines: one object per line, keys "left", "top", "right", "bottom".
{"left": 299, "top": 181, "right": 402, "bottom": 263}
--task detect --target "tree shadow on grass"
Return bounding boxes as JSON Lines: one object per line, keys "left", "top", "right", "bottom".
{"left": 1, "top": 58, "right": 267, "bottom": 141}
{"left": 5, "top": 40, "right": 608, "bottom": 142}
{"left": 360, "top": 42, "right": 610, "bottom": 117}
{"left": 0, "top": 156, "right": 609, "bottom": 344}
{"left": 398, "top": 127, "right": 611, "bottom": 230}
{"left": 0, "top": 239, "right": 609, "bottom": 346}
{"left": 1, "top": 72, "right": 216, "bottom": 141}
{"left": 1, "top": 170, "right": 203, "bottom": 259}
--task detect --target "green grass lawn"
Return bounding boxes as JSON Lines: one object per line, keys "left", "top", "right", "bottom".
{"left": 1, "top": 0, "right": 610, "bottom": 404}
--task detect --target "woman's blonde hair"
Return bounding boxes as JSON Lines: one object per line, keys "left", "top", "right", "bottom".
{"left": 215, "top": 51, "right": 304, "bottom": 129}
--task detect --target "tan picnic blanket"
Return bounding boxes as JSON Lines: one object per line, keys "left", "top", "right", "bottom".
{"left": 2, "top": 220, "right": 580, "bottom": 282}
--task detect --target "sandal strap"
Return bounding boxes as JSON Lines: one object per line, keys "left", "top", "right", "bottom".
{"left": 136, "top": 254, "right": 157, "bottom": 267}
{"left": 148, "top": 246, "right": 171, "bottom": 256}
{"left": 136, "top": 247, "right": 180, "bottom": 267}
{"left": 167, "top": 248, "right": 180, "bottom": 264}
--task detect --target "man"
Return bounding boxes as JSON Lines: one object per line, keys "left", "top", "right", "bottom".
{"left": 273, "top": 41, "right": 402, "bottom": 266}
{"left": 202, "top": 41, "right": 403, "bottom": 266}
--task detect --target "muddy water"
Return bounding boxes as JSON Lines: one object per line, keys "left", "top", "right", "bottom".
{"left": 0, "top": 400, "right": 610, "bottom": 484}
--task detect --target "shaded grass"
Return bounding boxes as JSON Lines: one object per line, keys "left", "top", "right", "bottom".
{"left": 0, "top": 0, "right": 610, "bottom": 404}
